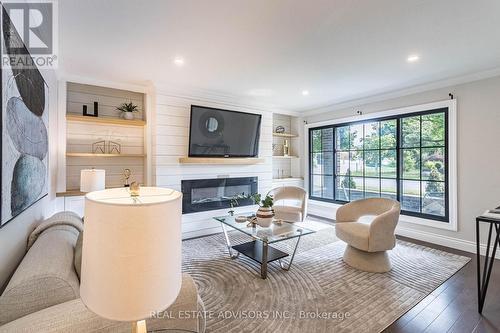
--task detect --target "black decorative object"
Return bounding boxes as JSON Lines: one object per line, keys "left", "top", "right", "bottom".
{"left": 275, "top": 125, "right": 285, "bottom": 133}
{"left": 1, "top": 7, "right": 49, "bottom": 228}
{"left": 83, "top": 102, "right": 98, "bottom": 117}
{"left": 94, "top": 101, "right": 98, "bottom": 117}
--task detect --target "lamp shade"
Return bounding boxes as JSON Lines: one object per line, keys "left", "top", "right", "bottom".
{"left": 80, "top": 187, "right": 182, "bottom": 322}
{"left": 80, "top": 169, "right": 105, "bottom": 192}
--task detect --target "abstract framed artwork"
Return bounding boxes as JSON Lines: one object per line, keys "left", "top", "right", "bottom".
{"left": 1, "top": 6, "right": 49, "bottom": 228}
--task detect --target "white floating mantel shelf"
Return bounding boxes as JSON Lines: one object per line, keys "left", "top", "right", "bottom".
{"left": 179, "top": 157, "right": 265, "bottom": 165}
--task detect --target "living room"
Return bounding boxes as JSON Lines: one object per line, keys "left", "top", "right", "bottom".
{"left": 1, "top": 1, "right": 500, "bottom": 332}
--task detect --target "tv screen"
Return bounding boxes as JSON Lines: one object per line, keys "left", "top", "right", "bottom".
{"left": 188, "top": 105, "right": 261, "bottom": 157}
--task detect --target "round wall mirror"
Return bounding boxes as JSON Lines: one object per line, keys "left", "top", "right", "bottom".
{"left": 206, "top": 117, "right": 219, "bottom": 132}
{"left": 198, "top": 111, "right": 224, "bottom": 138}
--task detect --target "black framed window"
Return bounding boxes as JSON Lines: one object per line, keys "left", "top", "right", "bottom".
{"left": 309, "top": 107, "right": 448, "bottom": 222}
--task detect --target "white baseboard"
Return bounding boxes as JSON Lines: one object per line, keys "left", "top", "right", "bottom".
{"left": 308, "top": 199, "right": 496, "bottom": 259}
{"left": 182, "top": 227, "right": 222, "bottom": 240}
{"left": 396, "top": 225, "right": 500, "bottom": 259}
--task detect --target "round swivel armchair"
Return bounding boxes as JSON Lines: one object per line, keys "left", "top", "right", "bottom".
{"left": 335, "top": 198, "right": 401, "bottom": 273}
{"left": 267, "top": 186, "right": 307, "bottom": 223}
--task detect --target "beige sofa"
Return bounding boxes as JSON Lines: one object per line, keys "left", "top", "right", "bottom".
{"left": 0, "top": 212, "right": 206, "bottom": 333}
{"left": 335, "top": 198, "right": 401, "bottom": 273}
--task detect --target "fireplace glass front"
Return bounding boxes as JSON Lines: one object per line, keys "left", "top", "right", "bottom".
{"left": 181, "top": 177, "right": 257, "bottom": 214}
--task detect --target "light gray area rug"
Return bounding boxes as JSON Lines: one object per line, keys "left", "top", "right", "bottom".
{"left": 182, "top": 225, "right": 470, "bottom": 333}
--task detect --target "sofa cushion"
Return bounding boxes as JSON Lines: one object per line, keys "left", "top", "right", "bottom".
{"left": 0, "top": 274, "right": 203, "bottom": 333}
{"left": 0, "top": 224, "right": 81, "bottom": 325}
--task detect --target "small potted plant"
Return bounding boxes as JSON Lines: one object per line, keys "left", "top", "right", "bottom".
{"left": 228, "top": 193, "right": 246, "bottom": 216}
{"left": 252, "top": 193, "right": 274, "bottom": 227}
{"left": 116, "top": 102, "right": 139, "bottom": 120}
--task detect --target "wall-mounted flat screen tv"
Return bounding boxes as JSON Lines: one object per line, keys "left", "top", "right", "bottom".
{"left": 188, "top": 105, "right": 261, "bottom": 157}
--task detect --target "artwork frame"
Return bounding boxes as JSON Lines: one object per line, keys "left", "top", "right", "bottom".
{"left": 1, "top": 6, "right": 49, "bottom": 228}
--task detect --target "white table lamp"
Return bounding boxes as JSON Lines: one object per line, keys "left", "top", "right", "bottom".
{"left": 80, "top": 169, "right": 105, "bottom": 192}
{"left": 80, "top": 187, "right": 182, "bottom": 333}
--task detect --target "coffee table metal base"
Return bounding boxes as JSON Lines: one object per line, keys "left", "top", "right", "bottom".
{"left": 220, "top": 222, "right": 303, "bottom": 279}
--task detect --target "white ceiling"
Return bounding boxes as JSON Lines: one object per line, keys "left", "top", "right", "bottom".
{"left": 59, "top": 0, "right": 500, "bottom": 112}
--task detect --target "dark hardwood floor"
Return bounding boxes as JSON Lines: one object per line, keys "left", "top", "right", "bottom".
{"left": 384, "top": 236, "right": 500, "bottom": 333}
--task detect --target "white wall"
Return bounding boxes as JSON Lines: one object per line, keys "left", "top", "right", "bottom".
{"left": 152, "top": 91, "right": 273, "bottom": 238}
{"left": 0, "top": 69, "right": 59, "bottom": 289}
{"left": 304, "top": 75, "right": 500, "bottom": 254}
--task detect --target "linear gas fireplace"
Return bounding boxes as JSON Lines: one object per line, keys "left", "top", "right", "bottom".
{"left": 181, "top": 177, "right": 257, "bottom": 214}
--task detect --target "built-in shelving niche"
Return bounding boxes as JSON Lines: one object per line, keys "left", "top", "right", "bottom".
{"left": 271, "top": 113, "right": 303, "bottom": 186}
{"left": 64, "top": 82, "right": 147, "bottom": 192}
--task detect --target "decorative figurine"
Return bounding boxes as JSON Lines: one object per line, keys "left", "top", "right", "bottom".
{"left": 123, "top": 169, "right": 131, "bottom": 187}
{"left": 92, "top": 140, "right": 106, "bottom": 154}
{"left": 108, "top": 141, "right": 121, "bottom": 154}
{"left": 283, "top": 139, "right": 290, "bottom": 157}
{"left": 129, "top": 181, "right": 140, "bottom": 197}
{"left": 275, "top": 125, "right": 285, "bottom": 133}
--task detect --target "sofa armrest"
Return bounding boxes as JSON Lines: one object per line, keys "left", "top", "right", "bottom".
{"left": 0, "top": 274, "right": 205, "bottom": 333}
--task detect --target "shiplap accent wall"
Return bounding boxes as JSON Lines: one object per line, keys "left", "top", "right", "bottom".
{"left": 66, "top": 122, "right": 145, "bottom": 189}
{"left": 67, "top": 82, "right": 144, "bottom": 119}
{"left": 153, "top": 93, "right": 273, "bottom": 238}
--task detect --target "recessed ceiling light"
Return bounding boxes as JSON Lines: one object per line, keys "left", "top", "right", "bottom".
{"left": 302, "top": 90, "right": 310, "bottom": 96}
{"left": 173, "top": 57, "right": 185, "bottom": 66}
{"left": 407, "top": 55, "right": 420, "bottom": 63}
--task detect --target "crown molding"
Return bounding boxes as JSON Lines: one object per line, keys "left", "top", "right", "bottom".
{"left": 57, "top": 74, "right": 299, "bottom": 116}
{"left": 155, "top": 82, "right": 300, "bottom": 117}
{"left": 58, "top": 73, "right": 152, "bottom": 94}
{"left": 301, "top": 66, "right": 500, "bottom": 117}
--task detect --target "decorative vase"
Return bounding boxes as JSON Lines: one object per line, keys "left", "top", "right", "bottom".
{"left": 123, "top": 112, "right": 134, "bottom": 120}
{"left": 256, "top": 206, "right": 274, "bottom": 227}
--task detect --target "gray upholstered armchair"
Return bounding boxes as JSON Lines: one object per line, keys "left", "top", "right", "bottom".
{"left": 267, "top": 186, "right": 308, "bottom": 222}
{"left": 335, "top": 198, "right": 401, "bottom": 273}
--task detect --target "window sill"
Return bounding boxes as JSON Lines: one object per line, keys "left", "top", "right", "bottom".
{"left": 308, "top": 199, "right": 457, "bottom": 231}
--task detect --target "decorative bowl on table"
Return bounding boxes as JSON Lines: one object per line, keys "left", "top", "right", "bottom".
{"left": 256, "top": 206, "right": 274, "bottom": 227}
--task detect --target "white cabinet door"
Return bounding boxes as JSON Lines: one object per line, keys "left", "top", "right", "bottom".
{"left": 64, "top": 196, "right": 85, "bottom": 217}
{"left": 271, "top": 179, "right": 304, "bottom": 189}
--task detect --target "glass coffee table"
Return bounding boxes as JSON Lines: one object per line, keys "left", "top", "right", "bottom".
{"left": 213, "top": 213, "right": 315, "bottom": 279}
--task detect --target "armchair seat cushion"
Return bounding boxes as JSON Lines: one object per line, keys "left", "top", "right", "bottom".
{"left": 336, "top": 222, "right": 370, "bottom": 252}
{"left": 273, "top": 205, "right": 302, "bottom": 222}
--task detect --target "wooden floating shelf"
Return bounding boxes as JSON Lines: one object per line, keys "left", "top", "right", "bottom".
{"left": 179, "top": 157, "right": 265, "bottom": 165}
{"left": 272, "top": 133, "right": 298, "bottom": 138}
{"left": 66, "top": 114, "right": 146, "bottom": 126}
{"left": 272, "top": 155, "right": 299, "bottom": 159}
{"left": 272, "top": 177, "right": 304, "bottom": 182}
{"left": 56, "top": 186, "right": 124, "bottom": 197}
{"left": 66, "top": 153, "right": 146, "bottom": 157}
{"left": 56, "top": 190, "right": 85, "bottom": 197}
